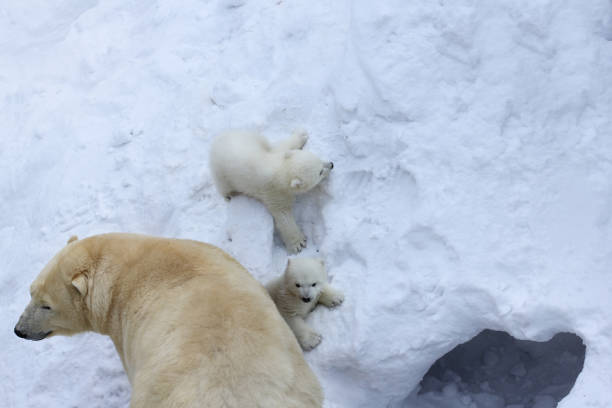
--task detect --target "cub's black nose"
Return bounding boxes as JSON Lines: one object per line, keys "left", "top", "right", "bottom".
{"left": 330, "top": 162, "right": 334, "bottom": 169}
{"left": 301, "top": 297, "right": 311, "bottom": 303}
{"left": 14, "top": 327, "right": 26, "bottom": 339}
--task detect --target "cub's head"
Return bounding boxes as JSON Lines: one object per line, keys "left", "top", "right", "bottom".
{"left": 284, "top": 150, "right": 333, "bottom": 194}
{"left": 284, "top": 257, "right": 328, "bottom": 304}
{"left": 14, "top": 236, "right": 92, "bottom": 341}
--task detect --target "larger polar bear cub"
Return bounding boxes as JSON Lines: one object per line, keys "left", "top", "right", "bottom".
{"left": 14, "top": 233, "right": 323, "bottom": 408}
{"left": 210, "top": 130, "right": 333, "bottom": 253}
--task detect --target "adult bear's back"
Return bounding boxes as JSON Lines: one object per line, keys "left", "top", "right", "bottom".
{"left": 81, "top": 233, "right": 324, "bottom": 408}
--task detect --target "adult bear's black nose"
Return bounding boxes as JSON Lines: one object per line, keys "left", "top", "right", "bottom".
{"left": 330, "top": 162, "right": 334, "bottom": 169}
{"left": 14, "top": 326, "right": 26, "bottom": 339}
{"left": 301, "top": 297, "right": 311, "bottom": 303}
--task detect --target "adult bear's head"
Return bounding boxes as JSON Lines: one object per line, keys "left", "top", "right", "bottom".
{"left": 15, "top": 236, "right": 93, "bottom": 340}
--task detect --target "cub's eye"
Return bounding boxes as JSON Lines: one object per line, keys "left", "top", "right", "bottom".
{"left": 312, "top": 283, "right": 317, "bottom": 287}
{"left": 319, "top": 169, "right": 324, "bottom": 175}
{"left": 295, "top": 283, "right": 301, "bottom": 288}
{"left": 41, "top": 306, "right": 51, "bottom": 310}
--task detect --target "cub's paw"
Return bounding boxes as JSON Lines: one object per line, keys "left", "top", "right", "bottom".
{"left": 299, "top": 331, "right": 322, "bottom": 351}
{"left": 286, "top": 234, "right": 307, "bottom": 254}
{"left": 320, "top": 289, "right": 344, "bottom": 308}
{"left": 292, "top": 130, "right": 309, "bottom": 149}
{"left": 329, "top": 292, "right": 344, "bottom": 307}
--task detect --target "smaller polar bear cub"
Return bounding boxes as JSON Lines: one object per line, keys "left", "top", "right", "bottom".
{"left": 210, "top": 130, "right": 333, "bottom": 253}
{"left": 266, "top": 257, "right": 344, "bottom": 351}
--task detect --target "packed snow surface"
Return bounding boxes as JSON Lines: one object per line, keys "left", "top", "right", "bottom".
{"left": 2, "top": 0, "right": 612, "bottom": 407}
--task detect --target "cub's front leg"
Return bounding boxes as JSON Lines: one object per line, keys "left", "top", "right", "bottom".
{"left": 273, "top": 130, "right": 309, "bottom": 152}
{"left": 287, "top": 316, "right": 322, "bottom": 351}
{"left": 268, "top": 205, "right": 306, "bottom": 253}
{"left": 318, "top": 284, "right": 344, "bottom": 308}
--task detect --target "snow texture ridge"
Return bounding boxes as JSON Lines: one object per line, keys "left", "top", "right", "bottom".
{"left": 2, "top": 0, "right": 612, "bottom": 407}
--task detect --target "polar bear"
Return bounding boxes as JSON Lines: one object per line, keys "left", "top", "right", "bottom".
{"left": 210, "top": 130, "right": 333, "bottom": 253}
{"left": 14, "top": 233, "right": 323, "bottom": 408}
{"left": 266, "top": 257, "right": 344, "bottom": 351}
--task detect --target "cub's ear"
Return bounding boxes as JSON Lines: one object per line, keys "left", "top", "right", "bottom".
{"left": 67, "top": 235, "right": 78, "bottom": 244}
{"left": 72, "top": 273, "right": 88, "bottom": 297}
{"left": 290, "top": 178, "right": 303, "bottom": 189}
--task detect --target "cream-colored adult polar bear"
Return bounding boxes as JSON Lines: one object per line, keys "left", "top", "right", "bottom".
{"left": 14, "top": 233, "right": 323, "bottom": 408}
{"left": 210, "top": 130, "right": 333, "bottom": 253}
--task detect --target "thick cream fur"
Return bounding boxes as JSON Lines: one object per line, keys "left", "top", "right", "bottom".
{"left": 15, "top": 233, "right": 323, "bottom": 407}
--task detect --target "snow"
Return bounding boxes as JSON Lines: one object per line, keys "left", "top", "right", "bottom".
{"left": 2, "top": 0, "right": 612, "bottom": 407}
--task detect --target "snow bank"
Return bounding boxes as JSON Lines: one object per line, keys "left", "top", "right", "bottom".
{"left": 2, "top": 0, "right": 612, "bottom": 407}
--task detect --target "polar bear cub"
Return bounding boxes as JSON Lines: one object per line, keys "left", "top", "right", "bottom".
{"left": 266, "top": 257, "right": 344, "bottom": 351}
{"left": 210, "top": 130, "right": 333, "bottom": 253}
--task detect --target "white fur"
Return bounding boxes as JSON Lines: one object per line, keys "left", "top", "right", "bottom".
{"left": 210, "top": 130, "right": 333, "bottom": 253}
{"left": 266, "top": 257, "right": 344, "bottom": 351}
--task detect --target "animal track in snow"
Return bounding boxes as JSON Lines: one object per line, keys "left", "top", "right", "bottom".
{"left": 391, "top": 225, "right": 459, "bottom": 314}
{"left": 436, "top": 30, "right": 480, "bottom": 68}
{"left": 331, "top": 241, "right": 368, "bottom": 270}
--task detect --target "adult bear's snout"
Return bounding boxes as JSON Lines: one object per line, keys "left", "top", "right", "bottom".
{"left": 13, "top": 325, "right": 51, "bottom": 341}
{"left": 14, "top": 326, "right": 27, "bottom": 339}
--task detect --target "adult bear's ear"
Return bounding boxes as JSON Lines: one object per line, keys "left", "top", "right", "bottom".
{"left": 72, "top": 273, "right": 88, "bottom": 297}
{"left": 290, "top": 178, "right": 303, "bottom": 189}
{"left": 60, "top": 243, "right": 91, "bottom": 296}
{"left": 284, "top": 151, "right": 294, "bottom": 160}
{"left": 67, "top": 235, "right": 78, "bottom": 244}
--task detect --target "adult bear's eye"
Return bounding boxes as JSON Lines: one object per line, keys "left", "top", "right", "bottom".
{"left": 295, "top": 283, "right": 301, "bottom": 288}
{"left": 311, "top": 283, "right": 317, "bottom": 287}
{"left": 41, "top": 306, "right": 51, "bottom": 310}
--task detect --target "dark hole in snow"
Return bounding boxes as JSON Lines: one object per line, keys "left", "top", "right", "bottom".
{"left": 413, "top": 330, "right": 585, "bottom": 408}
